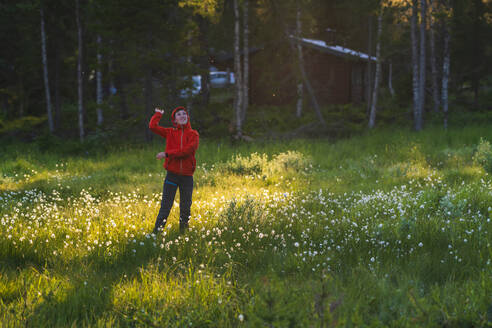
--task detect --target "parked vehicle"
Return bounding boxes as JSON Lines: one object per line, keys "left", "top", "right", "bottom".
{"left": 179, "top": 71, "right": 234, "bottom": 98}
{"left": 210, "top": 71, "right": 231, "bottom": 88}
{"left": 179, "top": 75, "right": 201, "bottom": 98}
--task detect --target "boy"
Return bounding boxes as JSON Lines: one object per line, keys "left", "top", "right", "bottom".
{"left": 149, "top": 106, "right": 199, "bottom": 233}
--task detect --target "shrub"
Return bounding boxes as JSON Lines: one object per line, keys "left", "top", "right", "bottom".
{"left": 223, "top": 151, "right": 312, "bottom": 178}
{"left": 224, "top": 152, "right": 268, "bottom": 175}
{"left": 472, "top": 138, "right": 492, "bottom": 173}
{"left": 264, "top": 151, "right": 312, "bottom": 177}
{"left": 0, "top": 116, "right": 46, "bottom": 134}
{"left": 2, "top": 158, "right": 35, "bottom": 180}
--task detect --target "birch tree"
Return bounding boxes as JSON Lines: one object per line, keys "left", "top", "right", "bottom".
{"left": 296, "top": 0, "right": 304, "bottom": 118}
{"left": 144, "top": 28, "right": 153, "bottom": 142}
{"left": 411, "top": 0, "right": 422, "bottom": 131}
{"left": 233, "top": 0, "right": 243, "bottom": 137}
{"left": 429, "top": 0, "right": 440, "bottom": 112}
{"left": 76, "top": 0, "right": 84, "bottom": 141}
{"left": 241, "top": 0, "right": 249, "bottom": 124}
{"left": 96, "top": 35, "right": 103, "bottom": 126}
{"left": 441, "top": 0, "right": 451, "bottom": 129}
{"left": 368, "top": 9, "right": 383, "bottom": 129}
{"left": 54, "top": 33, "right": 61, "bottom": 130}
{"left": 388, "top": 60, "right": 395, "bottom": 97}
{"left": 366, "top": 15, "right": 374, "bottom": 116}
{"left": 418, "top": 0, "right": 426, "bottom": 121}
{"left": 40, "top": 4, "right": 54, "bottom": 133}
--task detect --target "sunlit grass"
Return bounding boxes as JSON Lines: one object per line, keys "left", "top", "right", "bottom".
{"left": 1, "top": 125, "right": 492, "bottom": 326}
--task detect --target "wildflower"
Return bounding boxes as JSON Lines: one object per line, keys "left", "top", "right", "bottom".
{"left": 238, "top": 314, "right": 244, "bottom": 322}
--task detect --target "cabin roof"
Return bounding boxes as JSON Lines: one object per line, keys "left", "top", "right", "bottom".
{"left": 291, "top": 36, "right": 376, "bottom": 62}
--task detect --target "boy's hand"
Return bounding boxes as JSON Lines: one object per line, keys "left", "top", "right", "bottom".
{"left": 156, "top": 152, "right": 167, "bottom": 159}
{"left": 155, "top": 107, "right": 164, "bottom": 114}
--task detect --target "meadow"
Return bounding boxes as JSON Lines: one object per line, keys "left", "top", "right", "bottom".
{"left": 1, "top": 125, "right": 492, "bottom": 327}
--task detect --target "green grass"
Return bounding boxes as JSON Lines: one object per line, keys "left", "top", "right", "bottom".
{"left": 1, "top": 124, "right": 492, "bottom": 327}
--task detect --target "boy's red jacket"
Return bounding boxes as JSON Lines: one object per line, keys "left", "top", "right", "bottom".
{"left": 149, "top": 107, "right": 199, "bottom": 176}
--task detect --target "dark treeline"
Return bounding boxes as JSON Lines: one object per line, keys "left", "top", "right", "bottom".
{"left": 1, "top": 0, "right": 491, "bottom": 142}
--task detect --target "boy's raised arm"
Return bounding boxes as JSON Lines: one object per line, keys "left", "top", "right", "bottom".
{"left": 149, "top": 108, "right": 169, "bottom": 138}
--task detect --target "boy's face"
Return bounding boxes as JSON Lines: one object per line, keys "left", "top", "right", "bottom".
{"left": 175, "top": 110, "right": 188, "bottom": 125}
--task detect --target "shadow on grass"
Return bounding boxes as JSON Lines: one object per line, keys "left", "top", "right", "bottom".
{"left": 23, "top": 230, "right": 183, "bottom": 326}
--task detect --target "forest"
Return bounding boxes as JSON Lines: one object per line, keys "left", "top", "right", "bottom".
{"left": 1, "top": 0, "right": 491, "bottom": 143}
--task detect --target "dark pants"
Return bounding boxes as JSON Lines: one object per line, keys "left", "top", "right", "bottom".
{"left": 153, "top": 172, "right": 193, "bottom": 233}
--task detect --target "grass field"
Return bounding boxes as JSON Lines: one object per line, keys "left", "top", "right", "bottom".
{"left": 1, "top": 125, "right": 492, "bottom": 327}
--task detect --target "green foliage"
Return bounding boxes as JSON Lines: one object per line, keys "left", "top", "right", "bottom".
{"left": 1, "top": 158, "right": 34, "bottom": 179}
{"left": 223, "top": 150, "right": 312, "bottom": 181}
{"left": 219, "top": 198, "right": 263, "bottom": 228}
{"left": 264, "top": 150, "right": 312, "bottom": 176}
{"left": 0, "top": 116, "right": 46, "bottom": 134}
{"left": 473, "top": 138, "right": 492, "bottom": 173}
{"left": 224, "top": 152, "right": 268, "bottom": 175}
{"left": 178, "top": 0, "right": 222, "bottom": 20}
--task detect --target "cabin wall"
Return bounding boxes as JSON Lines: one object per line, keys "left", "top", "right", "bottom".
{"left": 303, "top": 48, "right": 351, "bottom": 104}
{"left": 211, "top": 45, "right": 370, "bottom": 107}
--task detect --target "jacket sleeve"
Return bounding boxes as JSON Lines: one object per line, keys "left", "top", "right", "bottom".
{"left": 167, "top": 131, "right": 199, "bottom": 159}
{"left": 149, "top": 112, "right": 170, "bottom": 138}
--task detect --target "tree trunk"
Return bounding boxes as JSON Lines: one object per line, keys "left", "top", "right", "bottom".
{"left": 419, "top": 0, "right": 426, "bottom": 121}
{"left": 233, "top": 0, "right": 243, "bottom": 137}
{"left": 200, "top": 66, "right": 210, "bottom": 108}
{"left": 290, "top": 36, "right": 326, "bottom": 127}
{"left": 471, "top": 0, "right": 482, "bottom": 109}
{"left": 196, "top": 16, "right": 210, "bottom": 109}
{"left": 429, "top": 0, "right": 440, "bottom": 112}
{"left": 186, "top": 33, "right": 192, "bottom": 117}
{"left": 145, "top": 67, "right": 153, "bottom": 142}
{"left": 116, "top": 76, "right": 129, "bottom": 120}
{"left": 40, "top": 5, "right": 54, "bottom": 133}
{"left": 108, "top": 43, "right": 116, "bottom": 112}
{"left": 366, "top": 15, "right": 373, "bottom": 116}
{"left": 388, "top": 60, "right": 395, "bottom": 97}
{"left": 144, "top": 29, "right": 153, "bottom": 142}
{"left": 17, "top": 76, "right": 25, "bottom": 117}
{"left": 442, "top": 7, "right": 450, "bottom": 129}
{"left": 411, "top": 0, "right": 422, "bottom": 131}
{"left": 54, "top": 33, "right": 61, "bottom": 131}
{"left": 296, "top": 0, "right": 304, "bottom": 118}
{"left": 76, "top": 0, "right": 84, "bottom": 141}
{"left": 96, "top": 35, "right": 103, "bottom": 126}
{"left": 241, "top": 0, "right": 249, "bottom": 124}
{"left": 368, "top": 12, "right": 383, "bottom": 129}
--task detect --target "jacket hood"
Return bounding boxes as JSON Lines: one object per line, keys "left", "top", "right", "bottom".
{"left": 171, "top": 106, "right": 192, "bottom": 129}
